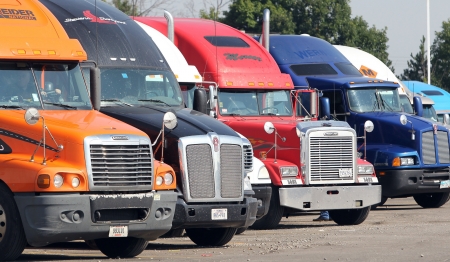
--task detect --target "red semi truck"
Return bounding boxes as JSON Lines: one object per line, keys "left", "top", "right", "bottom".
{"left": 136, "top": 17, "right": 381, "bottom": 229}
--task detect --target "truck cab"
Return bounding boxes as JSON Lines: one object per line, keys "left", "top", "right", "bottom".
{"left": 136, "top": 16, "right": 381, "bottom": 229}
{"left": 268, "top": 34, "right": 450, "bottom": 208}
{"left": 0, "top": 0, "right": 177, "bottom": 260}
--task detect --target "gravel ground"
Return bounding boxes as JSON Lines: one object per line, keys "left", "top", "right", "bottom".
{"left": 20, "top": 197, "right": 450, "bottom": 262}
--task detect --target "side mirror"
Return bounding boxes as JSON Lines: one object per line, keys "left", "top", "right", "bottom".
{"left": 400, "top": 114, "right": 407, "bottom": 125}
{"left": 264, "top": 122, "right": 275, "bottom": 134}
{"left": 90, "top": 66, "right": 101, "bottom": 111}
{"left": 364, "top": 120, "right": 374, "bottom": 133}
{"left": 24, "top": 108, "right": 40, "bottom": 125}
{"left": 310, "top": 91, "right": 317, "bottom": 117}
{"left": 163, "top": 111, "right": 177, "bottom": 130}
{"left": 193, "top": 88, "right": 207, "bottom": 114}
{"left": 208, "top": 85, "right": 217, "bottom": 113}
{"left": 319, "top": 97, "right": 331, "bottom": 120}
{"left": 413, "top": 96, "right": 423, "bottom": 117}
{"left": 444, "top": 114, "right": 450, "bottom": 125}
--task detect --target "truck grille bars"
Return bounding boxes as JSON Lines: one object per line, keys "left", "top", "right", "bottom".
{"left": 85, "top": 135, "right": 153, "bottom": 191}
{"left": 180, "top": 134, "right": 245, "bottom": 202}
{"left": 308, "top": 135, "right": 355, "bottom": 183}
{"left": 422, "top": 130, "right": 450, "bottom": 164}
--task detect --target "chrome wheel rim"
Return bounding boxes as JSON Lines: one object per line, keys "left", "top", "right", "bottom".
{"left": 0, "top": 204, "right": 5, "bottom": 243}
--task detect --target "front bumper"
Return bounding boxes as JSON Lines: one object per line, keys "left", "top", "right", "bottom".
{"left": 377, "top": 168, "right": 450, "bottom": 197}
{"left": 15, "top": 191, "right": 177, "bottom": 247}
{"left": 279, "top": 185, "right": 381, "bottom": 210}
{"left": 252, "top": 185, "right": 272, "bottom": 219}
{"left": 172, "top": 196, "right": 258, "bottom": 229}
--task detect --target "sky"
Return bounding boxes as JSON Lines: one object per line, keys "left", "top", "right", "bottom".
{"left": 162, "top": 0, "right": 450, "bottom": 75}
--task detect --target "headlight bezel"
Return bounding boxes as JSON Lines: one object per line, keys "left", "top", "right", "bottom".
{"left": 280, "top": 166, "right": 298, "bottom": 177}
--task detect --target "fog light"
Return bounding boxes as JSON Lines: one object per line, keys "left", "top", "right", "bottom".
{"left": 156, "top": 176, "right": 163, "bottom": 186}
{"left": 72, "top": 177, "right": 80, "bottom": 188}
{"left": 54, "top": 174, "right": 63, "bottom": 188}
{"left": 164, "top": 173, "right": 173, "bottom": 185}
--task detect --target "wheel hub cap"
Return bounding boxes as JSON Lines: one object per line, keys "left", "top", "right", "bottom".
{"left": 0, "top": 204, "right": 5, "bottom": 243}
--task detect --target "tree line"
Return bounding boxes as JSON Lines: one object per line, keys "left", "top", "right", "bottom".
{"left": 107, "top": 0, "right": 450, "bottom": 91}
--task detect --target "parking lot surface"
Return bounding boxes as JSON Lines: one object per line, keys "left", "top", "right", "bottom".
{"left": 19, "top": 197, "right": 450, "bottom": 262}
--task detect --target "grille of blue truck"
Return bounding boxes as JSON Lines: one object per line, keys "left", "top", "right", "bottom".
{"left": 85, "top": 135, "right": 154, "bottom": 191}
{"left": 309, "top": 136, "right": 354, "bottom": 182}
{"left": 422, "top": 130, "right": 450, "bottom": 164}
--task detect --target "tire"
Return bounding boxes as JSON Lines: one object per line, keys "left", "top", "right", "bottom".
{"left": 413, "top": 192, "right": 450, "bottom": 208}
{"left": 185, "top": 228, "right": 237, "bottom": 246}
{"left": 0, "top": 183, "right": 27, "bottom": 261}
{"left": 250, "top": 186, "right": 283, "bottom": 230}
{"left": 235, "top": 227, "right": 248, "bottom": 235}
{"left": 329, "top": 206, "right": 370, "bottom": 225}
{"left": 95, "top": 237, "right": 148, "bottom": 258}
{"left": 370, "top": 196, "right": 388, "bottom": 210}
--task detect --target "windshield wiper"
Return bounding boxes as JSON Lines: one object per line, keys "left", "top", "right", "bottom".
{"left": 138, "top": 99, "right": 170, "bottom": 106}
{"left": 379, "top": 95, "right": 394, "bottom": 112}
{"left": 101, "top": 99, "right": 133, "bottom": 107}
{"left": 0, "top": 105, "right": 25, "bottom": 110}
{"left": 43, "top": 102, "right": 77, "bottom": 110}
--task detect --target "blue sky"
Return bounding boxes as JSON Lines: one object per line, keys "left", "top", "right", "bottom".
{"left": 162, "top": 0, "right": 450, "bottom": 74}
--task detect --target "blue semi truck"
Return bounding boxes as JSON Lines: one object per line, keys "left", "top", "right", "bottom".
{"left": 265, "top": 34, "right": 450, "bottom": 208}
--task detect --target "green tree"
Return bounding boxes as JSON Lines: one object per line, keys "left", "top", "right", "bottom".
{"left": 431, "top": 19, "right": 450, "bottom": 90}
{"left": 220, "top": 0, "right": 392, "bottom": 72}
{"left": 400, "top": 36, "right": 427, "bottom": 82}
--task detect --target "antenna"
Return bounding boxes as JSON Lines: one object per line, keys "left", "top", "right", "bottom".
{"left": 95, "top": 0, "right": 99, "bottom": 64}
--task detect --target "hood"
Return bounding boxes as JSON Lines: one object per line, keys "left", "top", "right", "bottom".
{"left": 39, "top": 0, "right": 169, "bottom": 70}
{"left": 100, "top": 106, "right": 239, "bottom": 139}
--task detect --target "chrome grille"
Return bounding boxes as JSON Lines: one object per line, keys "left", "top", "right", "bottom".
{"left": 437, "top": 131, "right": 450, "bottom": 164}
{"left": 186, "top": 144, "right": 215, "bottom": 198}
{"left": 90, "top": 144, "right": 152, "bottom": 187}
{"left": 220, "top": 144, "right": 243, "bottom": 198}
{"left": 243, "top": 144, "right": 253, "bottom": 171}
{"left": 422, "top": 131, "right": 436, "bottom": 164}
{"left": 309, "top": 136, "right": 354, "bottom": 181}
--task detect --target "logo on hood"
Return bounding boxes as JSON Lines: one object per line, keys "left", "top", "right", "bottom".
{"left": 433, "top": 124, "right": 438, "bottom": 135}
{"left": 112, "top": 135, "right": 129, "bottom": 140}
{"left": 212, "top": 137, "right": 219, "bottom": 152}
{"left": 324, "top": 132, "right": 338, "bottom": 136}
{"left": 64, "top": 10, "right": 126, "bottom": 24}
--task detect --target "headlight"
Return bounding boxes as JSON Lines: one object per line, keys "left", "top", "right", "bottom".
{"left": 156, "top": 176, "right": 163, "bottom": 186}
{"left": 280, "top": 166, "right": 298, "bottom": 177}
{"left": 400, "top": 157, "right": 414, "bottom": 166}
{"left": 358, "top": 165, "right": 374, "bottom": 174}
{"left": 54, "top": 174, "right": 64, "bottom": 188}
{"left": 258, "top": 166, "right": 270, "bottom": 179}
{"left": 392, "top": 157, "right": 415, "bottom": 166}
{"left": 164, "top": 173, "right": 173, "bottom": 185}
{"left": 72, "top": 177, "right": 80, "bottom": 188}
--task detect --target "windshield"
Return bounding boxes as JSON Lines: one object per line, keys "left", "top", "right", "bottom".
{"left": 0, "top": 62, "right": 92, "bottom": 110}
{"left": 399, "top": 94, "right": 414, "bottom": 113}
{"left": 218, "top": 89, "right": 293, "bottom": 116}
{"left": 423, "top": 104, "right": 438, "bottom": 122}
{"left": 179, "top": 83, "right": 196, "bottom": 109}
{"left": 347, "top": 88, "right": 402, "bottom": 113}
{"left": 97, "top": 68, "right": 183, "bottom": 107}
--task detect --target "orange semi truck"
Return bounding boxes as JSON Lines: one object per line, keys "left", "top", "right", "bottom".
{"left": 0, "top": 0, "right": 178, "bottom": 260}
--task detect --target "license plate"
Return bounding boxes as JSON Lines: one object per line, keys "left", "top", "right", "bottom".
{"left": 339, "top": 168, "right": 353, "bottom": 178}
{"left": 211, "top": 208, "right": 227, "bottom": 220}
{"left": 440, "top": 180, "right": 450, "bottom": 189}
{"left": 109, "top": 226, "right": 128, "bottom": 237}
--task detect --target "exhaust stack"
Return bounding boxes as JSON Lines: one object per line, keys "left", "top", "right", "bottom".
{"left": 164, "top": 10, "right": 174, "bottom": 42}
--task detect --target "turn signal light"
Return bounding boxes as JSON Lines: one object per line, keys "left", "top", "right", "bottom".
{"left": 37, "top": 174, "right": 50, "bottom": 188}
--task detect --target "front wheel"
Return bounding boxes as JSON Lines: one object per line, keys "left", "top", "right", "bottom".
{"left": 95, "top": 237, "right": 148, "bottom": 258}
{"left": 329, "top": 206, "right": 370, "bottom": 225}
{"left": 0, "top": 183, "right": 27, "bottom": 261}
{"left": 235, "top": 227, "right": 248, "bottom": 235}
{"left": 250, "top": 186, "right": 283, "bottom": 230}
{"left": 185, "top": 228, "right": 237, "bottom": 246}
{"left": 413, "top": 192, "right": 450, "bottom": 208}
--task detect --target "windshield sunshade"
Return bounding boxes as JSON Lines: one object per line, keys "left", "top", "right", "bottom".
{"left": 290, "top": 64, "right": 337, "bottom": 76}
{"left": 204, "top": 36, "right": 250, "bottom": 47}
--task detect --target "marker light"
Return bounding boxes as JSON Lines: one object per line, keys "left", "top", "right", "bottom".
{"left": 54, "top": 174, "right": 64, "bottom": 188}
{"left": 37, "top": 174, "right": 50, "bottom": 189}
